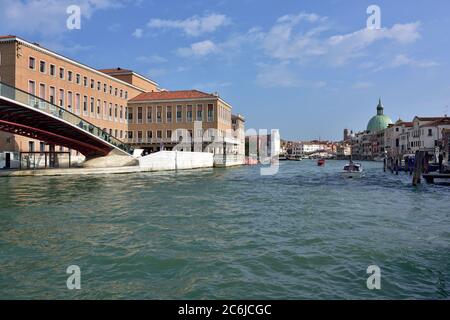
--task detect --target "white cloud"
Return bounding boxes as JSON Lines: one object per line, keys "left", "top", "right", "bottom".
{"left": 176, "top": 29, "right": 262, "bottom": 59}
{"left": 193, "top": 82, "right": 232, "bottom": 91}
{"left": 352, "top": 81, "right": 373, "bottom": 89}
{"left": 0, "top": 0, "right": 129, "bottom": 36}
{"left": 107, "top": 23, "right": 121, "bottom": 32}
{"left": 259, "top": 12, "right": 422, "bottom": 66}
{"left": 40, "top": 40, "right": 94, "bottom": 55}
{"left": 132, "top": 28, "right": 144, "bottom": 39}
{"left": 147, "top": 68, "right": 167, "bottom": 77}
{"left": 369, "top": 54, "right": 439, "bottom": 72}
{"left": 389, "top": 54, "right": 438, "bottom": 68}
{"left": 177, "top": 40, "right": 218, "bottom": 57}
{"left": 136, "top": 55, "right": 167, "bottom": 64}
{"left": 147, "top": 13, "right": 231, "bottom": 37}
{"left": 256, "top": 62, "right": 326, "bottom": 88}
{"left": 276, "top": 12, "right": 327, "bottom": 24}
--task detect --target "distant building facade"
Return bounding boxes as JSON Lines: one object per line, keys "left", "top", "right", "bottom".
{"left": 348, "top": 98, "right": 450, "bottom": 162}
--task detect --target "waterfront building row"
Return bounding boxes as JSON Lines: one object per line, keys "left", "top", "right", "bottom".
{"left": 345, "top": 99, "right": 450, "bottom": 162}
{"left": 0, "top": 35, "right": 246, "bottom": 167}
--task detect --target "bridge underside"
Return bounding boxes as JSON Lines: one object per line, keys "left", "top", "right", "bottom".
{"left": 0, "top": 98, "right": 113, "bottom": 157}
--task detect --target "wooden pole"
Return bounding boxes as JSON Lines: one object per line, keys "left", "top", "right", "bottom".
{"left": 413, "top": 151, "right": 424, "bottom": 186}
{"left": 395, "top": 156, "right": 399, "bottom": 175}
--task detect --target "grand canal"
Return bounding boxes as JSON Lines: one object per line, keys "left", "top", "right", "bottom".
{"left": 0, "top": 160, "right": 448, "bottom": 299}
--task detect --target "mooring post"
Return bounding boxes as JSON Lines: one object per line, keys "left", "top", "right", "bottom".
{"left": 412, "top": 151, "right": 423, "bottom": 186}
{"left": 395, "top": 156, "right": 399, "bottom": 175}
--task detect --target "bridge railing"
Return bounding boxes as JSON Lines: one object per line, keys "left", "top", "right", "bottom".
{"left": 0, "top": 81, "right": 130, "bottom": 154}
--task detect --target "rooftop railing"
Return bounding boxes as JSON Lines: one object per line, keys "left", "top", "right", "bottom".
{"left": 0, "top": 81, "right": 131, "bottom": 154}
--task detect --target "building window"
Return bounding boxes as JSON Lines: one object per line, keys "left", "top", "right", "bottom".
{"left": 137, "top": 107, "right": 143, "bottom": 123}
{"left": 109, "top": 86, "right": 113, "bottom": 95}
{"left": 97, "top": 81, "right": 101, "bottom": 91}
{"left": 147, "top": 106, "right": 152, "bottom": 123}
{"left": 49, "top": 87, "right": 56, "bottom": 104}
{"left": 83, "top": 77, "right": 88, "bottom": 87}
{"left": 67, "top": 91, "right": 73, "bottom": 109}
{"left": 39, "top": 60, "right": 46, "bottom": 73}
{"left": 97, "top": 100, "right": 101, "bottom": 115}
{"left": 147, "top": 131, "right": 153, "bottom": 140}
{"left": 103, "top": 101, "right": 107, "bottom": 118}
{"left": 138, "top": 131, "right": 143, "bottom": 142}
{"left": 29, "top": 57, "right": 36, "bottom": 70}
{"left": 68, "top": 71, "right": 73, "bottom": 82}
{"left": 59, "top": 67, "right": 65, "bottom": 79}
{"left": 428, "top": 129, "right": 433, "bottom": 136}
{"left": 90, "top": 97, "right": 95, "bottom": 114}
{"left": 120, "top": 106, "right": 123, "bottom": 119}
{"left": 40, "top": 142, "right": 46, "bottom": 154}
{"left": 109, "top": 103, "right": 113, "bottom": 119}
{"left": 187, "top": 105, "right": 193, "bottom": 122}
{"left": 49, "top": 64, "right": 56, "bottom": 76}
{"left": 207, "top": 104, "right": 214, "bottom": 122}
{"left": 115, "top": 104, "right": 118, "bottom": 119}
{"left": 197, "top": 104, "right": 203, "bottom": 121}
{"left": 157, "top": 130, "right": 162, "bottom": 139}
{"left": 38, "top": 83, "right": 46, "bottom": 103}
{"left": 22, "top": 81, "right": 33, "bottom": 98}
{"left": 127, "top": 107, "right": 133, "bottom": 122}
{"left": 90, "top": 79, "right": 95, "bottom": 89}
{"left": 120, "top": 130, "right": 123, "bottom": 139}
{"left": 166, "top": 106, "right": 172, "bottom": 123}
{"left": 76, "top": 74, "right": 81, "bottom": 84}
{"left": 167, "top": 130, "right": 172, "bottom": 139}
{"left": 104, "top": 84, "right": 107, "bottom": 93}
{"left": 115, "top": 88, "right": 118, "bottom": 96}
{"left": 157, "top": 106, "right": 162, "bottom": 123}
{"left": 75, "top": 94, "right": 80, "bottom": 114}
{"left": 177, "top": 105, "right": 182, "bottom": 122}
{"left": 120, "top": 89, "right": 123, "bottom": 98}
{"left": 83, "top": 96, "right": 88, "bottom": 114}
{"left": 125, "top": 91, "right": 128, "bottom": 99}
{"left": 128, "top": 131, "right": 133, "bottom": 140}
{"left": 59, "top": 89, "right": 65, "bottom": 107}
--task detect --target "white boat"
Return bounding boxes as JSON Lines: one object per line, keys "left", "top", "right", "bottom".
{"left": 342, "top": 161, "right": 363, "bottom": 178}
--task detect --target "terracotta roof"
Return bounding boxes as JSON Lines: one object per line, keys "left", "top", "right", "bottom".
{"left": 130, "top": 90, "right": 217, "bottom": 102}
{"left": 0, "top": 35, "right": 16, "bottom": 40}
{"left": 419, "top": 117, "right": 450, "bottom": 128}
{"left": 98, "top": 68, "right": 133, "bottom": 74}
{"left": 415, "top": 116, "right": 446, "bottom": 121}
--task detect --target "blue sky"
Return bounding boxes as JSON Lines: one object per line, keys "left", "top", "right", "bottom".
{"left": 1, "top": 0, "right": 450, "bottom": 141}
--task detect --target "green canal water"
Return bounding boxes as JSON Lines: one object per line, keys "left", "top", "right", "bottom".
{"left": 0, "top": 160, "right": 448, "bottom": 299}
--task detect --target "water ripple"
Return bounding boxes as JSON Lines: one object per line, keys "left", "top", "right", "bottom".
{"left": 0, "top": 160, "right": 448, "bottom": 299}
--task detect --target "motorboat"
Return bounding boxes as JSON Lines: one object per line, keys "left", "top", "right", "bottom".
{"left": 317, "top": 159, "right": 325, "bottom": 166}
{"left": 342, "top": 161, "right": 363, "bottom": 178}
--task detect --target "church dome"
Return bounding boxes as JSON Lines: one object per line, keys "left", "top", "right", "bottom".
{"left": 367, "top": 99, "right": 393, "bottom": 133}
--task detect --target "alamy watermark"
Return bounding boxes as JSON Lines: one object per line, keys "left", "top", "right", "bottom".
{"left": 367, "top": 5, "right": 381, "bottom": 30}
{"left": 366, "top": 265, "right": 381, "bottom": 290}
{"left": 66, "top": 5, "right": 81, "bottom": 30}
{"left": 66, "top": 265, "right": 81, "bottom": 290}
